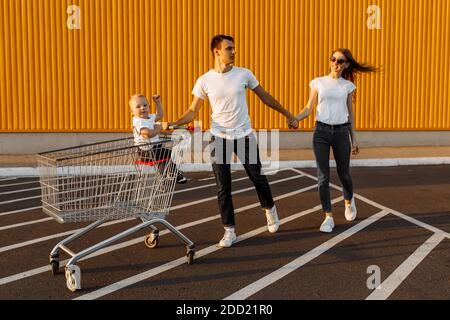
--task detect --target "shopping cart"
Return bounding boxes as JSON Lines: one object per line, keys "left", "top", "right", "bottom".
{"left": 37, "top": 132, "right": 194, "bottom": 292}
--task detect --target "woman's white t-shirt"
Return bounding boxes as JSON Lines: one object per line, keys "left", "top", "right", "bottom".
{"left": 192, "top": 67, "right": 259, "bottom": 140}
{"left": 310, "top": 76, "right": 356, "bottom": 125}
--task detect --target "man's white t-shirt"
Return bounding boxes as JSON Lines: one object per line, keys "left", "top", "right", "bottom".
{"left": 133, "top": 115, "right": 159, "bottom": 148}
{"left": 310, "top": 76, "right": 356, "bottom": 125}
{"left": 192, "top": 67, "right": 259, "bottom": 140}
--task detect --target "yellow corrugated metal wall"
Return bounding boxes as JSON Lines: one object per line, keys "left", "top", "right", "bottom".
{"left": 1, "top": 0, "right": 449, "bottom": 132}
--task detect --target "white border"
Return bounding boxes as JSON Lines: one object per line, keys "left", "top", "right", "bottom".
{"left": 1, "top": 157, "right": 450, "bottom": 177}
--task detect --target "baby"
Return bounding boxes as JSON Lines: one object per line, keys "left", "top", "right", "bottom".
{"left": 130, "top": 94, "right": 187, "bottom": 184}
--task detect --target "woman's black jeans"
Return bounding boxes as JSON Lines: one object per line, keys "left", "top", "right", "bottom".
{"left": 313, "top": 122, "right": 354, "bottom": 213}
{"left": 210, "top": 134, "right": 274, "bottom": 227}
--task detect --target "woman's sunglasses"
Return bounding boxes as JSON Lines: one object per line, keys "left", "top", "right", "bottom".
{"left": 330, "top": 56, "right": 347, "bottom": 64}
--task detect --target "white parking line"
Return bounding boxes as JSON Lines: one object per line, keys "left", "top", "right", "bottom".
{"left": 0, "top": 175, "right": 261, "bottom": 228}
{"left": 224, "top": 209, "right": 389, "bottom": 300}
{"left": 0, "top": 218, "right": 54, "bottom": 231}
{"left": 364, "top": 201, "right": 450, "bottom": 239}
{"left": 0, "top": 187, "right": 41, "bottom": 196}
{"left": 5, "top": 167, "right": 444, "bottom": 300}
{"left": 0, "top": 227, "right": 110, "bottom": 254}
{"left": 0, "top": 178, "right": 17, "bottom": 182}
{"left": 290, "top": 168, "right": 450, "bottom": 239}
{"left": 75, "top": 197, "right": 342, "bottom": 300}
{"left": 0, "top": 184, "right": 318, "bottom": 286}
{"left": 173, "top": 176, "right": 249, "bottom": 194}
{"left": 0, "top": 206, "right": 43, "bottom": 217}
{"left": 0, "top": 174, "right": 305, "bottom": 253}
{"left": 170, "top": 175, "right": 302, "bottom": 211}
{"left": 198, "top": 176, "right": 216, "bottom": 182}
{"left": 0, "top": 168, "right": 288, "bottom": 217}
{"left": 0, "top": 265, "right": 52, "bottom": 285}
{"left": 0, "top": 180, "right": 39, "bottom": 188}
{"left": 0, "top": 195, "right": 41, "bottom": 205}
{"left": 366, "top": 233, "right": 446, "bottom": 300}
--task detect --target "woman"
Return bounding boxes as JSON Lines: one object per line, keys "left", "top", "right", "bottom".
{"left": 294, "top": 48, "right": 377, "bottom": 233}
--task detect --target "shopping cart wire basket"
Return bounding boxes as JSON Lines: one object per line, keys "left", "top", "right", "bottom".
{"left": 37, "top": 133, "right": 194, "bottom": 292}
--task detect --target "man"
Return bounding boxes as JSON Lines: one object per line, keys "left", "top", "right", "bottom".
{"left": 167, "top": 35, "right": 299, "bottom": 247}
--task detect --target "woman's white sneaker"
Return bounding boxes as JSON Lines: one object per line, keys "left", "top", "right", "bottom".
{"left": 345, "top": 197, "right": 357, "bottom": 221}
{"left": 265, "top": 206, "right": 280, "bottom": 233}
{"left": 219, "top": 227, "right": 237, "bottom": 248}
{"left": 320, "top": 216, "right": 335, "bottom": 233}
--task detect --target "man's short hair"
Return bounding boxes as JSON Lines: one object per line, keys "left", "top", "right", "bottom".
{"left": 210, "top": 35, "right": 234, "bottom": 57}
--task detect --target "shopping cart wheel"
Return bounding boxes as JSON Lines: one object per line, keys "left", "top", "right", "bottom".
{"left": 186, "top": 250, "right": 195, "bottom": 265}
{"left": 50, "top": 260, "right": 60, "bottom": 275}
{"left": 144, "top": 234, "right": 159, "bottom": 249}
{"left": 49, "top": 253, "right": 60, "bottom": 275}
{"left": 65, "top": 265, "right": 81, "bottom": 292}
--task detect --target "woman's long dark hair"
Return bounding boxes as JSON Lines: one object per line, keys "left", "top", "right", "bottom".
{"left": 333, "top": 48, "right": 378, "bottom": 83}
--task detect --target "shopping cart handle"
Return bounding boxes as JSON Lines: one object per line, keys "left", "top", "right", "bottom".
{"left": 168, "top": 125, "right": 195, "bottom": 132}
{"left": 135, "top": 158, "right": 170, "bottom": 166}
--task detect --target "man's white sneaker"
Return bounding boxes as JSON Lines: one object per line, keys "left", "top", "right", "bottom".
{"left": 219, "top": 227, "right": 237, "bottom": 248}
{"left": 345, "top": 197, "right": 357, "bottom": 221}
{"left": 265, "top": 206, "right": 280, "bottom": 233}
{"left": 320, "top": 216, "right": 335, "bottom": 233}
